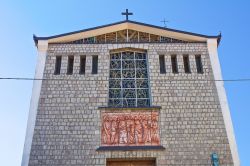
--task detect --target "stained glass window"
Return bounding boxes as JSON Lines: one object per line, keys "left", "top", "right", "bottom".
{"left": 84, "top": 37, "right": 95, "bottom": 44}
{"left": 109, "top": 51, "right": 150, "bottom": 107}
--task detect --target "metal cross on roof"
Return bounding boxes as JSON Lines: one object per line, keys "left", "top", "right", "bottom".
{"left": 161, "top": 18, "right": 169, "bottom": 28}
{"left": 122, "top": 9, "right": 133, "bottom": 20}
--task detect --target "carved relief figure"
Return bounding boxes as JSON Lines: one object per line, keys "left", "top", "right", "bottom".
{"left": 101, "top": 112, "right": 160, "bottom": 146}
{"left": 151, "top": 112, "right": 160, "bottom": 144}
{"left": 118, "top": 116, "right": 128, "bottom": 144}
{"left": 110, "top": 116, "right": 118, "bottom": 144}
{"left": 126, "top": 115, "right": 135, "bottom": 144}
{"left": 102, "top": 115, "right": 111, "bottom": 144}
{"left": 134, "top": 114, "right": 143, "bottom": 144}
{"left": 142, "top": 115, "right": 151, "bottom": 143}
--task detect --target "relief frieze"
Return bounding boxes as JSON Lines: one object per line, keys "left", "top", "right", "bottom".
{"left": 101, "top": 112, "right": 160, "bottom": 146}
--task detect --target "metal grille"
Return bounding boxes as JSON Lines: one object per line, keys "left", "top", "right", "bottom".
{"left": 108, "top": 51, "right": 150, "bottom": 107}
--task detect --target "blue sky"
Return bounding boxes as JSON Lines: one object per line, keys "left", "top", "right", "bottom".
{"left": 0, "top": 1, "right": 249, "bottom": 165}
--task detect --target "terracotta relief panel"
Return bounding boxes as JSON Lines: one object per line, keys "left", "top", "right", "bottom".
{"left": 101, "top": 112, "right": 160, "bottom": 146}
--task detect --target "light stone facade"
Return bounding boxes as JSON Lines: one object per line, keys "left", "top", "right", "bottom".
{"left": 27, "top": 43, "right": 234, "bottom": 165}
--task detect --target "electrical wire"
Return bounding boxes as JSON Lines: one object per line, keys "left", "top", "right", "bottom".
{"left": 0, "top": 77, "right": 250, "bottom": 82}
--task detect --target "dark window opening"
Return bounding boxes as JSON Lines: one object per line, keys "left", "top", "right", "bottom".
{"left": 92, "top": 55, "right": 98, "bottom": 74}
{"left": 171, "top": 55, "right": 178, "bottom": 73}
{"left": 195, "top": 55, "right": 203, "bottom": 73}
{"left": 79, "top": 56, "right": 86, "bottom": 74}
{"left": 54, "top": 56, "right": 61, "bottom": 75}
{"left": 183, "top": 55, "right": 191, "bottom": 73}
{"left": 159, "top": 55, "right": 166, "bottom": 74}
{"left": 67, "top": 56, "right": 74, "bottom": 75}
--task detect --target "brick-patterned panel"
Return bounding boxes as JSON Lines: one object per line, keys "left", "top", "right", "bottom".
{"left": 28, "top": 43, "right": 233, "bottom": 166}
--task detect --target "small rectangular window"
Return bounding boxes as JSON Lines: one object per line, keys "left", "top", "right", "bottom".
{"left": 79, "top": 56, "right": 86, "bottom": 74}
{"left": 171, "top": 55, "right": 178, "bottom": 73}
{"left": 92, "top": 55, "right": 98, "bottom": 74}
{"left": 54, "top": 56, "right": 61, "bottom": 75}
{"left": 67, "top": 56, "right": 74, "bottom": 75}
{"left": 159, "top": 55, "right": 166, "bottom": 74}
{"left": 195, "top": 55, "right": 203, "bottom": 73}
{"left": 183, "top": 55, "right": 191, "bottom": 73}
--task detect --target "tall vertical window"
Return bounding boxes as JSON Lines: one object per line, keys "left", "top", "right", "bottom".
{"left": 92, "top": 55, "right": 98, "bottom": 74}
{"left": 54, "top": 56, "right": 62, "bottom": 75}
{"left": 183, "top": 55, "right": 191, "bottom": 73}
{"left": 171, "top": 55, "right": 178, "bottom": 73}
{"left": 109, "top": 51, "right": 150, "bottom": 107}
{"left": 67, "top": 56, "right": 74, "bottom": 75}
{"left": 79, "top": 55, "right": 86, "bottom": 74}
{"left": 159, "top": 55, "right": 166, "bottom": 74}
{"left": 195, "top": 55, "right": 203, "bottom": 73}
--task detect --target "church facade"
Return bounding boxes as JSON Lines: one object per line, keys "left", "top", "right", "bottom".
{"left": 22, "top": 15, "right": 239, "bottom": 166}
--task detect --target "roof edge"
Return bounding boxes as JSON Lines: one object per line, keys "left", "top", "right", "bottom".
{"left": 33, "top": 20, "right": 221, "bottom": 44}
{"left": 217, "top": 32, "right": 222, "bottom": 46}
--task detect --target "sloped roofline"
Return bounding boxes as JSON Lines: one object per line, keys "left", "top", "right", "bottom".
{"left": 33, "top": 20, "right": 221, "bottom": 45}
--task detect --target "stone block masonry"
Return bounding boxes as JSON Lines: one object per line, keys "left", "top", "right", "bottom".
{"left": 28, "top": 43, "right": 233, "bottom": 165}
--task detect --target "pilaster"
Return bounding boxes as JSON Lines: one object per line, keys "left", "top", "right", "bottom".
{"left": 207, "top": 39, "right": 240, "bottom": 166}
{"left": 21, "top": 40, "right": 48, "bottom": 166}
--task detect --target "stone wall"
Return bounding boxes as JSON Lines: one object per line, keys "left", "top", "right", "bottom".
{"left": 29, "top": 43, "right": 233, "bottom": 165}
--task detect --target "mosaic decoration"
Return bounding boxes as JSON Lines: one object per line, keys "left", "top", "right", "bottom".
{"left": 101, "top": 112, "right": 160, "bottom": 146}
{"left": 109, "top": 51, "right": 150, "bottom": 107}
